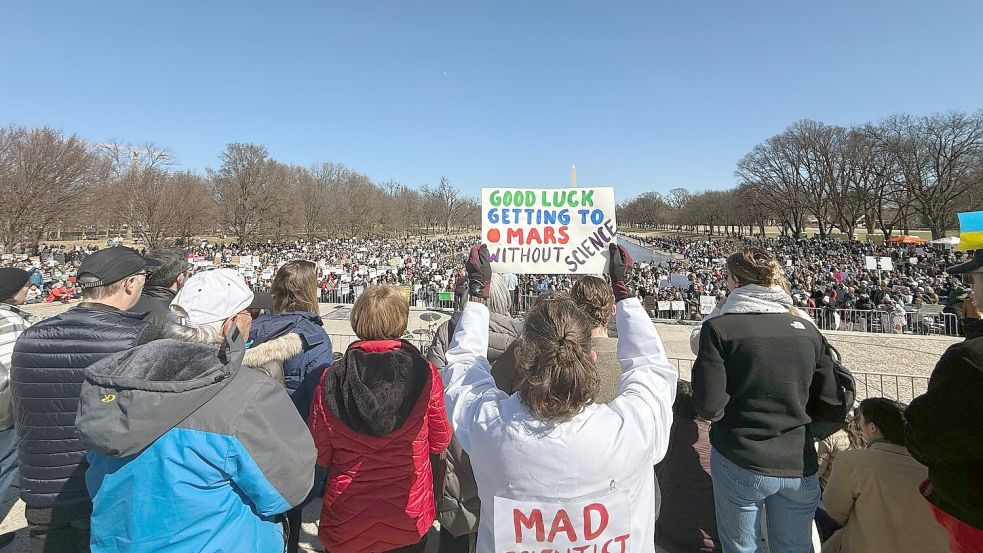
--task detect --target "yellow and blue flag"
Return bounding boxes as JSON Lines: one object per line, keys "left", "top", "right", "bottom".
{"left": 957, "top": 211, "right": 983, "bottom": 251}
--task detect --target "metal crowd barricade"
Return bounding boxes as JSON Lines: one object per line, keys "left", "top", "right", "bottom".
{"left": 850, "top": 371, "right": 931, "bottom": 404}
{"left": 798, "top": 306, "right": 959, "bottom": 336}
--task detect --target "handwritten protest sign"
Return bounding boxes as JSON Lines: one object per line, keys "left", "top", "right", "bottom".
{"left": 699, "top": 295, "right": 716, "bottom": 315}
{"left": 670, "top": 301, "right": 685, "bottom": 312}
{"left": 482, "top": 187, "right": 617, "bottom": 274}
{"left": 493, "top": 490, "right": 631, "bottom": 553}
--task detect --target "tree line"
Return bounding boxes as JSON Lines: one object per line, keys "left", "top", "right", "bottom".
{"left": 0, "top": 127, "right": 481, "bottom": 252}
{"left": 618, "top": 110, "right": 983, "bottom": 239}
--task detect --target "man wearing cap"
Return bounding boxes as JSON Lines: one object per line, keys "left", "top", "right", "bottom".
{"left": 129, "top": 248, "right": 190, "bottom": 332}
{"left": 10, "top": 247, "right": 160, "bottom": 552}
{"left": 906, "top": 249, "right": 983, "bottom": 552}
{"left": 76, "top": 268, "right": 315, "bottom": 552}
{"left": 0, "top": 267, "right": 35, "bottom": 548}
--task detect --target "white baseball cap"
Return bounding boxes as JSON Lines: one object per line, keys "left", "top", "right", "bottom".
{"left": 171, "top": 268, "right": 254, "bottom": 326}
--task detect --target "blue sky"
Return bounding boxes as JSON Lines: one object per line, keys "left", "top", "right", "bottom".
{"left": 3, "top": 1, "right": 982, "bottom": 201}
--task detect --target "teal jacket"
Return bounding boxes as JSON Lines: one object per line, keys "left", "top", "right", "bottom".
{"left": 76, "top": 338, "right": 316, "bottom": 553}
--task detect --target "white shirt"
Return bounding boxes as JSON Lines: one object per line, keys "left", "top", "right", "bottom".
{"left": 442, "top": 299, "right": 677, "bottom": 553}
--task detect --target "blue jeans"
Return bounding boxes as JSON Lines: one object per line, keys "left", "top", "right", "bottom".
{"left": 0, "top": 426, "right": 19, "bottom": 519}
{"left": 711, "top": 448, "right": 819, "bottom": 553}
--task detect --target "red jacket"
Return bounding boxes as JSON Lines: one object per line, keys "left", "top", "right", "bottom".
{"left": 310, "top": 340, "right": 453, "bottom": 553}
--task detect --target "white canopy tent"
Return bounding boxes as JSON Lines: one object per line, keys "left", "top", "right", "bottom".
{"left": 929, "top": 236, "right": 961, "bottom": 248}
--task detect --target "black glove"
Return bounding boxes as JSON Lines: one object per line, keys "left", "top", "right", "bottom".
{"left": 609, "top": 243, "right": 634, "bottom": 302}
{"left": 466, "top": 244, "right": 492, "bottom": 298}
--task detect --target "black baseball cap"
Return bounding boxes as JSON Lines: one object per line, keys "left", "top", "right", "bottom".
{"left": 0, "top": 267, "right": 33, "bottom": 301}
{"left": 78, "top": 247, "right": 162, "bottom": 289}
{"left": 946, "top": 250, "right": 983, "bottom": 275}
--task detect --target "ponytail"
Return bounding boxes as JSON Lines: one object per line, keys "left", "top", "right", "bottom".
{"left": 515, "top": 293, "right": 599, "bottom": 421}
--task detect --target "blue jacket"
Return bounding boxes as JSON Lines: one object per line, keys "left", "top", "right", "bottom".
{"left": 76, "top": 339, "right": 316, "bottom": 553}
{"left": 249, "top": 311, "right": 333, "bottom": 419}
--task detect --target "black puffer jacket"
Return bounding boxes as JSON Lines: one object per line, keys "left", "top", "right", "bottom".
{"left": 10, "top": 303, "right": 157, "bottom": 508}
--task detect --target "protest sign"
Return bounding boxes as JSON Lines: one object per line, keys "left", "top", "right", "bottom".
{"left": 482, "top": 187, "right": 617, "bottom": 274}
{"left": 669, "top": 274, "right": 690, "bottom": 289}
{"left": 671, "top": 300, "right": 685, "bottom": 312}
{"left": 493, "top": 490, "right": 631, "bottom": 553}
{"left": 657, "top": 301, "right": 671, "bottom": 312}
{"left": 700, "top": 295, "right": 716, "bottom": 315}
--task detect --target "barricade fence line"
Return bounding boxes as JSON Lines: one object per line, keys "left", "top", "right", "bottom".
{"left": 299, "top": 286, "right": 960, "bottom": 336}
{"left": 318, "top": 332, "right": 931, "bottom": 405}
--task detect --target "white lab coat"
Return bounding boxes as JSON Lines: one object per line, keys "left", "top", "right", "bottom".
{"left": 442, "top": 298, "right": 678, "bottom": 553}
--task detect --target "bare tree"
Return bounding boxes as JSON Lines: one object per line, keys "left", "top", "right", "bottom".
{"left": 208, "top": 143, "right": 283, "bottom": 244}
{"left": 0, "top": 126, "right": 97, "bottom": 252}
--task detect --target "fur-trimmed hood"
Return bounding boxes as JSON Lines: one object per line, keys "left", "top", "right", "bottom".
{"left": 244, "top": 333, "right": 304, "bottom": 383}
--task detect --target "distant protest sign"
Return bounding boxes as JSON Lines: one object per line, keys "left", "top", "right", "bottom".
{"left": 493, "top": 490, "right": 631, "bottom": 553}
{"left": 482, "top": 187, "right": 617, "bottom": 274}
{"left": 700, "top": 295, "right": 716, "bottom": 315}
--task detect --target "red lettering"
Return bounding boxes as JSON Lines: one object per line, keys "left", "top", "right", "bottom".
{"left": 547, "top": 509, "right": 578, "bottom": 542}
{"left": 526, "top": 227, "right": 542, "bottom": 245}
{"left": 558, "top": 226, "right": 569, "bottom": 244}
{"left": 572, "top": 546, "right": 591, "bottom": 553}
{"left": 542, "top": 226, "right": 556, "bottom": 244}
{"left": 506, "top": 228, "right": 524, "bottom": 245}
{"left": 514, "top": 509, "right": 545, "bottom": 543}
{"left": 583, "top": 503, "right": 609, "bottom": 540}
{"left": 601, "top": 534, "right": 629, "bottom": 553}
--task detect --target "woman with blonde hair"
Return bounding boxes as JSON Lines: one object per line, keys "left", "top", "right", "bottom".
{"left": 442, "top": 244, "right": 678, "bottom": 553}
{"left": 691, "top": 247, "right": 841, "bottom": 553}
{"left": 309, "top": 285, "right": 452, "bottom": 553}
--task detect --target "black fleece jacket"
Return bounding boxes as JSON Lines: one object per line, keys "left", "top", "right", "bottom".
{"left": 692, "top": 312, "right": 838, "bottom": 478}
{"left": 905, "top": 318, "right": 983, "bottom": 530}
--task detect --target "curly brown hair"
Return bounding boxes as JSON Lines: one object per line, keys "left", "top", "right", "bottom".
{"left": 569, "top": 276, "right": 615, "bottom": 329}
{"left": 515, "top": 292, "right": 599, "bottom": 421}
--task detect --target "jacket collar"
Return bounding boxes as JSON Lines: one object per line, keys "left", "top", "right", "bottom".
{"left": 141, "top": 286, "right": 176, "bottom": 301}
{"left": 349, "top": 339, "right": 422, "bottom": 355}
{"left": 869, "top": 441, "right": 911, "bottom": 456}
{"left": 965, "top": 318, "right": 983, "bottom": 341}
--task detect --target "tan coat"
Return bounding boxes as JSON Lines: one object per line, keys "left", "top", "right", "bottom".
{"left": 821, "top": 442, "right": 949, "bottom": 553}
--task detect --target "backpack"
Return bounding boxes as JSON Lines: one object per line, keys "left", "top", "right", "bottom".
{"left": 807, "top": 338, "right": 857, "bottom": 440}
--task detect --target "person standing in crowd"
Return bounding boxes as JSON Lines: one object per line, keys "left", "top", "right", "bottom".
{"left": 250, "top": 259, "right": 333, "bottom": 418}
{"left": 568, "top": 275, "right": 623, "bottom": 403}
{"left": 309, "top": 286, "right": 452, "bottom": 553}
{"left": 0, "top": 268, "right": 35, "bottom": 548}
{"left": 442, "top": 244, "right": 677, "bottom": 553}
{"left": 692, "top": 247, "right": 841, "bottom": 553}
{"left": 906, "top": 250, "right": 983, "bottom": 553}
{"left": 10, "top": 247, "right": 159, "bottom": 552}
{"left": 76, "top": 268, "right": 316, "bottom": 553}
{"left": 656, "top": 380, "right": 719, "bottom": 553}
{"left": 427, "top": 274, "right": 522, "bottom": 553}
{"left": 129, "top": 248, "right": 190, "bottom": 331}
{"left": 821, "top": 398, "right": 949, "bottom": 553}
{"left": 249, "top": 259, "right": 334, "bottom": 553}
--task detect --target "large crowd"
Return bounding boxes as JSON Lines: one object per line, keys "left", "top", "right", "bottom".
{"left": 0, "top": 237, "right": 979, "bottom": 553}
{"left": 8, "top": 234, "right": 978, "bottom": 335}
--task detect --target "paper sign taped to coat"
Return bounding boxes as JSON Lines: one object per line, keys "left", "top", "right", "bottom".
{"left": 493, "top": 489, "right": 631, "bottom": 553}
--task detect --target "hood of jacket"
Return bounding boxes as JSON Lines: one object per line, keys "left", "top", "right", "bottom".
{"left": 76, "top": 339, "right": 238, "bottom": 458}
{"left": 323, "top": 339, "right": 429, "bottom": 438}
{"left": 243, "top": 332, "right": 304, "bottom": 383}
{"left": 249, "top": 311, "right": 323, "bottom": 344}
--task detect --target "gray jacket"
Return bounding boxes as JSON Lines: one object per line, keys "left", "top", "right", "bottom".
{"left": 427, "top": 311, "right": 523, "bottom": 538}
